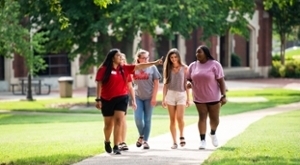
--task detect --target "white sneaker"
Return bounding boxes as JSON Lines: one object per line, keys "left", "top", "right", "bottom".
{"left": 210, "top": 134, "right": 219, "bottom": 147}
{"left": 199, "top": 140, "right": 206, "bottom": 149}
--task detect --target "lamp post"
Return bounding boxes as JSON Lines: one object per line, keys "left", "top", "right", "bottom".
{"left": 26, "top": 19, "right": 34, "bottom": 101}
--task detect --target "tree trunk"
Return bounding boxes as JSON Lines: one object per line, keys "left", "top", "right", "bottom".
{"left": 26, "top": 73, "right": 34, "bottom": 101}
{"left": 280, "top": 33, "right": 286, "bottom": 65}
{"left": 97, "top": 34, "right": 112, "bottom": 64}
{"left": 123, "top": 37, "right": 134, "bottom": 63}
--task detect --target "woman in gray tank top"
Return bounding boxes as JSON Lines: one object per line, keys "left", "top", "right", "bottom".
{"left": 162, "top": 48, "right": 190, "bottom": 149}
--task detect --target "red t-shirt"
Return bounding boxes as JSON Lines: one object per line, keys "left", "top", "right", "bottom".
{"left": 95, "top": 65, "right": 135, "bottom": 100}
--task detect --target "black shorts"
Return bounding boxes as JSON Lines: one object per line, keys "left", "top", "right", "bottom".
{"left": 101, "top": 95, "right": 129, "bottom": 117}
{"left": 194, "top": 101, "right": 220, "bottom": 105}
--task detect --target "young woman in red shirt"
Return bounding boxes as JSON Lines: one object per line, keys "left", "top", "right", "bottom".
{"left": 95, "top": 48, "right": 162, "bottom": 154}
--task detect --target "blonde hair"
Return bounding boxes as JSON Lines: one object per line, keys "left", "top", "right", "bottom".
{"left": 134, "top": 49, "right": 149, "bottom": 64}
{"left": 120, "top": 53, "right": 128, "bottom": 64}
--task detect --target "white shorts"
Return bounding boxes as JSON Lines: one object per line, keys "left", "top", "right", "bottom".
{"left": 165, "top": 90, "right": 187, "bottom": 106}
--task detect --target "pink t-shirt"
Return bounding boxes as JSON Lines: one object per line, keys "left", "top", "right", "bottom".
{"left": 187, "top": 60, "right": 224, "bottom": 103}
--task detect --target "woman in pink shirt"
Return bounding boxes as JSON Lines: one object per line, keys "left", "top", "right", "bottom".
{"left": 187, "top": 45, "right": 227, "bottom": 150}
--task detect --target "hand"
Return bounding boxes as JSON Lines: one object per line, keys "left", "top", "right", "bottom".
{"left": 131, "top": 100, "right": 137, "bottom": 110}
{"left": 220, "top": 97, "right": 227, "bottom": 106}
{"left": 95, "top": 101, "right": 102, "bottom": 110}
{"left": 162, "top": 100, "right": 167, "bottom": 108}
{"left": 155, "top": 56, "right": 164, "bottom": 65}
{"left": 186, "top": 100, "right": 190, "bottom": 107}
{"left": 186, "top": 83, "right": 192, "bottom": 89}
{"left": 151, "top": 98, "right": 157, "bottom": 106}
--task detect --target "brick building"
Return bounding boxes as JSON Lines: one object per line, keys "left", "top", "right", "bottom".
{"left": 0, "top": 1, "right": 271, "bottom": 91}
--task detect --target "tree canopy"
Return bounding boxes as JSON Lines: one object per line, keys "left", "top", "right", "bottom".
{"left": 0, "top": 0, "right": 49, "bottom": 100}
{"left": 266, "top": 0, "right": 300, "bottom": 64}
{"left": 2, "top": 0, "right": 256, "bottom": 73}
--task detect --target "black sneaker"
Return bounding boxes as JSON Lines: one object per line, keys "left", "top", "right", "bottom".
{"left": 104, "top": 141, "right": 112, "bottom": 153}
{"left": 113, "top": 145, "right": 121, "bottom": 155}
{"left": 119, "top": 142, "right": 129, "bottom": 151}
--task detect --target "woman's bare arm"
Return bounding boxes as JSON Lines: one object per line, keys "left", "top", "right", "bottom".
{"left": 134, "top": 57, "right": 163, "bottom": 71}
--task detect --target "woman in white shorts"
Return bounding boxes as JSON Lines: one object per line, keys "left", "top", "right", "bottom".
{"left": 162, "top": 48, "right": 190, "bottom": 149}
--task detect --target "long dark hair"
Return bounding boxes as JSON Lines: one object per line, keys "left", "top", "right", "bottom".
{"left": 99, "top": 48, "right": 125, "bottom": 84}
{"left": 197, "top": 45, "right": 215, "bottom": 60}
{"left": 163, "top": 48, "right": 185, "bottom": 84}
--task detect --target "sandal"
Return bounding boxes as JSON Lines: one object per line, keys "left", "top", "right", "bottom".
{"left": 180, "top": 137, "right": 186, "bottom": 147}
{"left": 171, "top": 143, "right": 178, "bottom": 149}
{"left": 143, "top": 141, "right": 150, "bottom": 149}
{"left": 136, "top": 136, "right": 143, "bottom": 147}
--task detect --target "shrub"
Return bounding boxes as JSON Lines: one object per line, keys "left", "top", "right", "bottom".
{"left": 231, "top": 53, "right": 241, "bottom": 67}
{"left": 270, "top": 59, "right": 300, "bottom": 78}
{"left": 270, "top": 60, "right": 281, "bottom": 77}
{"left": 272, "top": 54, "right": 281, "bottom": 61}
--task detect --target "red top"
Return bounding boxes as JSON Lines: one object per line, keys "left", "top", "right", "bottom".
{"left": 95, "top": 65, "right": 135, "bottom": 100}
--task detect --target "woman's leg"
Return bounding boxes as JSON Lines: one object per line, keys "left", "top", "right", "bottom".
{"left": 195, "top": 103, "right": 208, "bottom": 149}
{"left": 103, "top": 117, "right": 114, "bottom": 142}
{"left": 176, "top": 104, "right": 185, "bottom": 140}
{"left": 195, "top": 103, "right": 208, "bottom": 135}
{"left": 207, "top": 102, "right": 221, "bottom": 147}
{"left": 167, "top": 105, "right": 177, "bottom": 146}
{"left": 113, "top": 111, "right": 125, "bottom": 148}
{"left": 103, "top": 116, "right": 114, "bottom": 153}
{"left": 134, "top": 97, "right": 145, "bottom": 147}
{"left": 121, "top": 119, "right": 127, "bottom": 142}
{"left": 134, "top": 97, "right": 144, "bottom": 136}
{"left": 143, "top": 99, "right": 153, "bottom": 142}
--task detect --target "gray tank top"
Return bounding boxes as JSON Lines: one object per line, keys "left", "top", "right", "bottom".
{"left": 168, "top": 66, "right": 185, "bottom": 92}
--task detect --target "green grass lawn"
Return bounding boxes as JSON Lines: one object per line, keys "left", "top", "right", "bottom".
{"left": 285, "top": 48, "right": 300, "bottom": 59}
{"left": 202, "top": 109, "right": 300, "bottom": 165}
{"left": 1, "top": 88, "right": 299, "bottom": 165}
{"left": 1, "top": 88, "right": 300, "bottom": 116}
{"left": 0, "top": 113, "right": 198, "bottom": 165}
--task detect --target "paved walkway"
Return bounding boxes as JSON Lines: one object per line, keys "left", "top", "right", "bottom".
{"left": 73, "top": 102, "right": 300, "bottom": 165}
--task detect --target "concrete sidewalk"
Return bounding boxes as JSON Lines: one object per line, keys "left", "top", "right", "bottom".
{"left": 73, "top": 102, "right": 300, "bottom": 165}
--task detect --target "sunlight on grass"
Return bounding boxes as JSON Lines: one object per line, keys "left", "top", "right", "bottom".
{"left": 202, "top": 110, "right": 300, "bottom": 165}
{"left": 0, "top": 97, "right": 87, "bottom": 111}
{"left": 1, "top": 88, "right": 300, "bottom": 116}
{"left": 0, "top": 113, "right": 197, "bottom": 165}
{"left": 285, "top": 48, "right": 300, "bottom": 58}
{"left": 0, "top": 88, "right": 299, "bottom": 165}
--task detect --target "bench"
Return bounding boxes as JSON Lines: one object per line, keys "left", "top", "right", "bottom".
{"left": 10, "top": 83, "right": 52, "bottom": 95}
{"left": 10, "top": 84, "right": 23, "bottom": 95}
{"left": 34, "top": 83, "right": 51, "bottom": 95}
{"left": 87, "top": 87, "right": 97, "bottom": 106}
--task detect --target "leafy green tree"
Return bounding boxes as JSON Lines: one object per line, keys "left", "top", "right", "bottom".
{"left": 109, "top": 0, "right": 255, "bottom": 45}
{"left": 266, "top": 0, "right": 300, "bottom": 64}
{"left": 18, "top": 0, "right": 256, "bottom": 73}
{"left": 0, "top": 0, "right": 48, "bottom": 100}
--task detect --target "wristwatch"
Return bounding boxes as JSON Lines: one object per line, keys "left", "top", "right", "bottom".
{"left": 221, "top": 95, "right": 226, "bottom": 98}
{"left": 95, "top": 98, "right": 101, "bottom": 102}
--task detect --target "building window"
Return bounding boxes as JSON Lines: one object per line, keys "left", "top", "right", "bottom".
{"left": 0, "top": 55, "right": 4, "bottom": 80}
{"left": 171, "top": 34, "right": 179, "bottom": 48}
{"left": 36, "top": 54, "right": 71, "bottom": 77}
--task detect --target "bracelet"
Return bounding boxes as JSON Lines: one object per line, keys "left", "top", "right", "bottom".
{"left": 95, "top": 98, "right": 101, "bottom": 102}
{"left": 221, "top": 95, "right": 226, "bottom": 98}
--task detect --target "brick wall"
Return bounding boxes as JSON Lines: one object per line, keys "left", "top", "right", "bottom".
{"left": 234, "top": 34, "right": 249, "bottom": 67}
{"left": 185, "top": 28, "right": 204, "bottom": 65}
{"left": 13, "top": 54, "right": 27, "bottom": 77}
{"left": 257, "top": 2, "right": 272, "bottom": 67}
